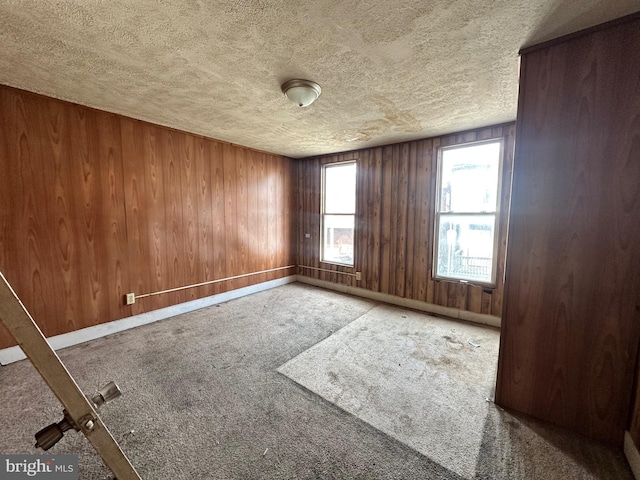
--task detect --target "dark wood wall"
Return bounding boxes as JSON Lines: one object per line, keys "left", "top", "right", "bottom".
{"left": 297, "top": 123, "right": 515, "bottom": 316}
{"left": 0, "top": 86, "right": 296, "bottom": 349}
{"left": 630, "top": 367, "right": 640, "bottom": 450}
{"left": 495, "top": 14, "right": 640, "bottom": 444}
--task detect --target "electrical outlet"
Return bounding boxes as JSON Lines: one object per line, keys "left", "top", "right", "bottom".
{"left": 125, "top": 293, "right": 135, "bottom": 305}
{"left": 355, "top": 272, "right": 362, "bottom": 281}
{"left": 305, "top": 233, "right": 311, "bottom": 238}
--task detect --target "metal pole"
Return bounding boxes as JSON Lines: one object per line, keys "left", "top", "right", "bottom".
{"left": 0, "top": 271, "right": 141, "bottom": 480}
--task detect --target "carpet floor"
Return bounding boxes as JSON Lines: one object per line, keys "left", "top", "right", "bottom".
{"left": 0, "top": 283, "right": 633, "bottom": 479}
{"left": 278, "top": 303, "right": 501, "bottom": 478}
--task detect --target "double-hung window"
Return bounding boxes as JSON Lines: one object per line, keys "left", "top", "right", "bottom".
{"left": 321, "top": 162, "right": 356, "bottom": 266}
{"left": 434, "top": 140, "right": 503, "bottom": 285}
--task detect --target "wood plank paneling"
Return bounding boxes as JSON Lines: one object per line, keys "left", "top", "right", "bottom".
{"left": 0, "top": 90, "right": 57, "bottom": 338}
{"left": 495, "top": 16, "right": 640, "bottom": 444}
{"left": 258, "top": 153, "right": 270, "bottom": 284}
{"left": 266, "top": 154, "right": 277, "bottom": 273}
{"left": 404, "top": 143, "right": 417, "bottom": 298}
{"left": 163, "top": 129, "right": 185, "bottom": 305}
{"left": 631, "top": 366, "right": 640, "bottom": 450}
{"left": 86, "top": 110, "right": 129, "bottom": 322}
{"left": 297, "top": 124, "right": 515, "bottom": 314}
{"left": 0, "top": 86, "right": 295, "bottom": 349}
{"left": 194, "top": 137, "right": 214, "bottom": 297}
{"left": 247, "top": 151, "right": 260, "bottom": 283}
{"left": 180, "top": 134, "right": 198, "bottom": 301}
{"left": 379, "top": 146, "right": 394, "bottom": 294}
{"left": 47, "top": 100, "right": 78, "bottom": 336}
{"left": 417, "top": 139, "right": 432, "bottom": 304}
{"left": 121, "top": 118, "right": 151, "bottom": 316}
{"left": 143, "top": 124, "right": 168, "bottom": 312}
{"left": 210, "top": 141, "right": 226, "bottom": 295}
{"left": 235, "top": 147, "right": 249, "bottom": 289}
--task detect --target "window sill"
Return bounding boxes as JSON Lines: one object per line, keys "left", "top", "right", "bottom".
{"left": 433, "top": 276, "right": 496, "bottom": 289}
{"left": 319, "top": 261, "right": 355, "bottom": 268}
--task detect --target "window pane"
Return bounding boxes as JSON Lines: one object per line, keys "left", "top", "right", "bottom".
{"left": 325, "top": 163, "right": 356, "bottom": 214}
{"left": 436, "top": 214, "right": 495, "bottom": 283}
{"left": 440, "top": 142, "right": 500, "bottom": 213}
{"left": 322, "top": 214, "right": 354, "bottom": 265}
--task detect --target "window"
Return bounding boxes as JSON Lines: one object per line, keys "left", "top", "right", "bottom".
{"left": 434, "top": 140, "right": 503, "bottom": 285}
{"left": 321, "top": 162, "right": 356, "bottom": 265}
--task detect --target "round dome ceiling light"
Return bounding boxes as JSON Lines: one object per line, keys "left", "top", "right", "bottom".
{"left": 281, "top": 79, "right": 321, "bottom": 107}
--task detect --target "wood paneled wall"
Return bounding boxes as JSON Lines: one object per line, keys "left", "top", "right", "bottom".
{"left": 630, "top": 367, "right": 640, "bottom": 451}
{"left": 495, "top": 14, "right": 640, "bottom": 444}
{"left": 297, "top": 124, "right": 515, "bottom": 316}
{"left": 0, "top": 86, "right": 296, "bottom": 349}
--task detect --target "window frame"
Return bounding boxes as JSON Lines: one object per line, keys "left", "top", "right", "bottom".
{"left": 320, "top": 160, "right": 357, "bottom": 267}
{"left": 433, "top": 138, "right": 505, "bottom": 287}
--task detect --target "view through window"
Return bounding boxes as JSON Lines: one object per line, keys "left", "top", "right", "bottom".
{"left": 434, "top": 140, "right": 503, "bottom": 285}
{"left": 321, "top": 162, "right": 356, "bottom": 265}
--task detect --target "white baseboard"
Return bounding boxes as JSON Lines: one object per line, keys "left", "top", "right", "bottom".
{"left": 625, "top": 431, "right": 640, "bottom": 479}
{"left": 0, "top": 275, "right": 296, "bottom": 365}
{"left": 295, "top": 275, "right": 501, "bottom": 328}
{"left": 1, "top": 274, "right": 497, "bottom": 365}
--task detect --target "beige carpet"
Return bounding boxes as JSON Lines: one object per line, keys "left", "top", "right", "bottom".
{"left": 278, "top": 304, "right": 500, "bottom": 479}
{"left": 0, "top": 283, "right": 633, "bottom": 479}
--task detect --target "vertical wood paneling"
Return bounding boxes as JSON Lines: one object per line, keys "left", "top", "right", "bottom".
{"left": 258, "top": 153, "right": 270, "bottom": 283}
{"left": 247, "top": 151, "right": 259, "bottom": 282}
{"left": 367, "top": 149, "right": 383, "bottom": 292}
{"left": 284, "top": 157, "right": 295, "bottom": 267}
{"left": 162, "top": 130, "right": 185, "bottom": 305}
{"left": 222, "top": 144, "right": 239, "bottom": 292}
{"left": 416, "top": 140, "right": 432, "bottom": 303}
{"left": 1, "top": 91, "right": 57, "bottom": 337}
{"left": 267, "top": 154, "right": 277, "bottom": 272}
{"left": 0, "top": 86, "right": 295, "bottom": 349}
{"left": 312, "top": 157, "right": 321, "bottom": 272}
{"left": 144, "top": 124, "right": 168, "bottom": 311}
{"left": 87, "top": 110, "right": 129, "bottom": 322}
{"left": 631, "top": 365, "right": 640, "bottom": 450}
{"left": 121, "top": 118, "right": 150, "bottom": 315}
{"left": 180, "top": 134, "right": 198, "bottom": 300}
{"left": 275, "top": 155, "right": 284, "bottom": 277}
{"left": 235, "top": 148, "right": 249, "bottom": 288}
{"left": 210, "top": 141, "right": 226, "bottom": 295}
{"left": 379, "top": 146, "right": 394, "bottom": 294}
{"left": 194, "top": 137, "right": 214, "bottom": 297}
{"left": 492, "top": 125, "right": 514, "bottom": 316}
{"left": 387, "top": 145, "right": 399, "bottom": 294}
{"left": 297, "top": 125, "right": 514, "bottom": 316}
{"left": 49, "top": 101, "right": 84, "bottom": 335}
{"left": 496, "top": 16, "right": 640, "bottom": 444}
{"left": 356, "top": 150, "right": 368, "bottom": 287}
{"left": 467, "top": 286, "right": 483, "bottom": 313}
{"left": 404, "top": 143, "right": 417, "bottom": 298}
{"left": 394, "top": 143, "right": 409, "bottom": 298}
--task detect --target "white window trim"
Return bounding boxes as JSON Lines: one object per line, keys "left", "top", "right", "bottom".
{"left": 320, "top": 160, "right": 357, "bottom": 267}
{"left": 433, "top": 138, "right": 505, "bottom": 287}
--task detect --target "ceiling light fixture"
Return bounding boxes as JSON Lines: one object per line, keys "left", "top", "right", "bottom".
{"left": 281, "top": 79, "right": 321, "bottom": 107}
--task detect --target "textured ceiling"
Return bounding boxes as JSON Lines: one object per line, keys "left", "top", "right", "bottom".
{"left": 1, "top": 1, "right": 638, "bottom": 158}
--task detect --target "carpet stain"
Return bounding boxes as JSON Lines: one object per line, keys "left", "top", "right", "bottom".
{"left": 399, "top": 414, "right": 414, "bottom": 432}
{"left": 442, "top": 335, "right": 464, "bottom": 350}
{"left": 424, "top": 354, "right": 462, "bottom": 369}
